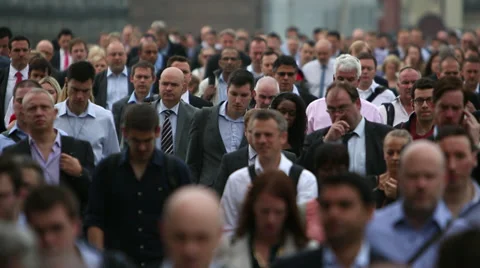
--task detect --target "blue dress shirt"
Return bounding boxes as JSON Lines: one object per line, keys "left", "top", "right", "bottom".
{"left": 218, "top": 102, "right": 244, "bottom": 153}
{"left": 0, "top": 123, "right": 28, "bottom": 152}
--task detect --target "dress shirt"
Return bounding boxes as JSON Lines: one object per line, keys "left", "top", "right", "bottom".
{"left": 85, "top": 149, "right": 191, "bottom": 266}
{"left": 127, "top": 91, "right": 151, "bottom": 104}
{"left": 346, "top": 117, "right": 366, "bottom": 175}
{"left": 0, "top": 122, "right": 28, "bottom": 152}
{"left": 197, "top": 72, "right": 229, "bottom": 105}
{"left": 59, "top": 48, "right": 72, "bottom": 71}
{"left": 367, "top": 200, "right": 471, "bottom": 268}
{"left": 218, "top": 102, "right": 244, "bottom": 153}
{"left": 106, "top": 66, "right": 129, "bottom": 110}
{"left": 306, "top": 98, "right": 383, "bottom": 134}
{"left": 30, "top": 131, "right": 62, "bottom": 185}
{"left": 181, "top": 90, "right": 190, "bottom": 104}
{"left": 192, "top": 67, "right": 205, "bottom": 79}
{"left": 378, "top": 97, "right": 411, "bottom": 126}
{"left": 54, "top": 100, "right": 120, "bottom": 165}
{"left": 154, "top": 52, "right": 164, "bottom": 71}
{"left": 292, "top": 85, "right": 300, "bottom": 96}
{"left": 77, "top": 241, "right": 103, "bottom": 268}
{"left": 374, "top": 48, "right": 389, "bottom": 70}
{"left": 323, "top": 241, "right": 370, "bottom": 268}
{"left": 459, "top": 180, "right": 480, "bottom": 216}
{"left": 357, "top": 80, "right": 396, "bottom": 106}
{"left": 155, "top": 101, "right": 180, "bottom": 152}
{"left": 475, "top": 83, "right": 480, "bottom": 94}
{"left": 221, "top": 153, "right": 318, "bottom": 235}
{"left": 246, "top": 64, "right": 263, "bottom": 79}
{"left": 5, "top": 64, "right": 28, "bottom": 114}
{"left": 248, "top": 145, "right": 257, "bottom": 166}
{"left": 302, "top": 58, "right": 335, "bottom": 97}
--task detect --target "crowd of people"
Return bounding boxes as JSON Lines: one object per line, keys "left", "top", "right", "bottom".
{"left": 2, "top": 21, "right": 480, "bottom": 268}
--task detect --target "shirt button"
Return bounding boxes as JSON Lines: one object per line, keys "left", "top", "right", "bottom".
{"left": 138, "top": 227, "right": 143, "bottom": 232}
{"left": 140, "top": 245, "right": 144, "bottom": 249}
{"left": 138, "top": 210, "right": 142, "bottom": 214}
{"left": 137, "top": 192, "right": 142, "bottom": 196}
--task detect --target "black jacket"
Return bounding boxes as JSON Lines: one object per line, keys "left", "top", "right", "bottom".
{"left": 204, "top": 51, "right": 251, "bottom": 79}
{"left": 92, "top": 69, "right": 134, "bottom": 108}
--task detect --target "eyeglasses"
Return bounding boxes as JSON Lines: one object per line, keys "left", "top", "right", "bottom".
{"left": 413, "top": 97, "right": 433, "bottom": 106}
{"left": 276, "top": 72, "right": 296, "bottom": 77}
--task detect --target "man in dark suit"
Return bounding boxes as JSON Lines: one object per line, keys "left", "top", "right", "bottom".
{"left": 92, "top": 41, "right": 134, "bottom": 109}
{"left": 299, "top": 81, "right": 392, "bottom": 177}
{"left": 273, "top": 173, "right": 384, "bottom": 268}
{"left": 0, "top": 56, "right": 9, "bottom": 69}
{"left": 186, "top": 69, "right": 253, "bottom": 186}
{"left": 273, "top": 55, "right": 317, "bottom": 107}
{"left": 50, "top": 28, "right": 73, "bottom": 71}
{"left": 3, "top": 88, "right": 94, "bottom": 213}
{"left": 165, "top": 56, "right": 212, "bottom": 108}
{"left": 151, "top": 25, "right": 186, "bottom": 71}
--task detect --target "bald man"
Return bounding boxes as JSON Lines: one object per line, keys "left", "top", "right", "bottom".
{"left": 152, "top": 67, "right": 198, "bottom": 160}
{"left": 36, "top": 40, "right": 54, "bottom": 62}
{"left": 302, "top": 39, "right": 335, "bottom": 97}
{"left": 253, "top": 76, "right": 280, "bottom": 108}
{"left": 367, "top": 140, "right": 471, "bottom": 268}
{"left": 93, "top": 41, "right": 134, "bottom": 109}
{"left": 161, "top": 186, "right": 224, "bottom": 268}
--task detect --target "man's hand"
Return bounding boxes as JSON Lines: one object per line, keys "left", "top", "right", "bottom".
{"left": 60, "top": 153, "right": 83, "bottom": 177}
{"left": 324, "top": 120, "right": 350, "bottom": 142}
{"left": 463, "top": 110, "right": 480, "bottom": 145}
{"left": 202, "top": 85, "right": 216, "bottom": 101}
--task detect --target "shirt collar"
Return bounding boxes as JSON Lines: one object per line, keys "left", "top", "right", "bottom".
{"left": 76, "top": 241, "right": 102, "bottom": 268}
{"left": 181, "top": 91, "right": 190, "bottom": 103}
{"left": 57, "top": 100, "right": 96, "bottom": 118}
{"left": 218, "top": 101, "right": 245, "bottom": 122}
{"left": 107, "top": 66, "right": 128, "bottom": 77}
{"left": 254, "top": 153, "right": 291, "bottom": 174}
{"left": 159, "top": 100, "right": 180, "bottom": 115}
{"left": 119, "top": 148, "right": 164, "bottom": 167}
{"left": 292, "top": 85, "right": 300, "bottom": 95}
{"left": 8, "top": 122, "right": 26, "bottom": 136}
{"left": 128, "top": 91, "right": 151, "bottom": 104}
{"left": 460, "top": 180, "right": 480, "bottom": 215}
{"left": 29, "top": 130, "right": 62, "bottom": 148}
{"left": 323, "top": 240, "right": 370, "bottom": 267}
{"left": 9, "top": 64, "right": 28, "bottom": 77}
{"left": 160, "top": 42, "right": 171, "bottom": 56}
{"left": 393, "top": 199, "right": 452, "bottom": 230}
{"left": 248, "top": 144, "right": 257, "bottom": 161}
{"left": 352, "top": 117, "right": 366, "bottom": 138}
{"left": 219, "top": 72, "right": 228, "bottom": 84}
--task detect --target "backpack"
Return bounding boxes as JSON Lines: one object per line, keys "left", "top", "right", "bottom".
{"left": 381, "top": 102, "right": 395, "bottom": 126}
{"left": 248, "top": 164, "right": 304, "bottom": 188}
{"left": 366, "top": 86, "right": 388, "bottom": 102}
{"left": 1, "top": 130, "right": 21, "bottom": 143}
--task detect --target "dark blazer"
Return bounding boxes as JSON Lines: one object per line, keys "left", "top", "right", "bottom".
{"left": 189, "top": 93, "right": 213, "bottom": 109}
{"left": 50, "top": 51, "right": 61, "bottom": 70}
{"left": 298, "top": 119, "right": 393, "bottom": 176}
{"left": 127, "top": 46, "right": 140, "bottom": 67}
{"left": 297, "top": 85, "right": 318, "bottom": 107}
{"left": 0, "top": 66, "right": 11, "bottom": 132}
{"left": 112, "top": 96, "right": 131, "bottom": 143}
{"left": 204, "top": 51, "right": 251, "bottom": 79}
{"left": 164, "top": 41, "right": 187, "bottom": 59}
{"left": 92, "top": 68, "right": 134, "bottom": 109}
{"left": 214, "top": 147, "right": 297, "bottom": 196}
{"left": 3, "top": 135, "right": 95, "bottom": 213}
{"left": 0, "top": 56, "right": 9, "bottom": 69}
{"left": 186, "top": 103, "right": 248, "bottom": 185}
{"left": 52, "top": 69, "right": 67, "bottom": 88}
{"left": 374, "top": 75, "right": 389, "bottom": 88}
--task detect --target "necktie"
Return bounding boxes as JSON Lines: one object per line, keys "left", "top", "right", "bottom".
{"left": 319, "top": 65, "right": 327, "bottom": 97}
{"left": 161, "top": 110, "right": 174, "bottom": 155}
{"left": 15, "top": 72, "right": 22, "bottom": 86}
{"left": 64, "top": 51, "right": 70, "bottom": 70}
{"left": 342, "top": 132, "right": 357, "bottom": 146}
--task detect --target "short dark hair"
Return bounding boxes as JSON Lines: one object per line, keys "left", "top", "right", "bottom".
{"left": 68, "top": 38, "right": 87, "bottom": 53}
{"left": 439, "top": 53, "right": 460, "bottom": 72}
{"left": 411, "top": 78, "right": 436, "bottom": 100}
{"left": 227, "top": 69, "right": 254, "bottom": 92}
{"left": 357, "top": 52, "right": 378, "bottom": 68}
{"left": 313, "top": 28, "right": 325, "bottom": 35}
{"left": 131, "top": 60, "right": 155, "bottom": 79}
{"left": 67, "top": 61, "right": 95, "bottom": 82}
{"left": 8, "top": 35, "right": 30, "bottom": 50}
{"left": 437, "top": 229, "right": 480, "bottom": 268}
{"left": 0, "top": 157, "right": 23, "bottom": 196}
{"left": 433, "top": 76, "right": 466, "bottom": 105}
{"left": 286, "top": 26, "right": 299, "bottom": 34}
{"left": 273, "top": 55, "right": 298, "bottom": 73}
{"left": 314, "top": 143, "right": 350, "bottom": 173}
{"left": 320, "top": 172, "right": 375, "bottom": 206}
{"left": 166, "top": 55, "right": 191, "bottom": 70}
{"left": 124, "top": 104, "right": 159, "bottom": 132}
{"left": 250, "top": 36, "right": 267, "bottom": 45}
{"left": 325, "top": 80, "right": 360, "bottom": 102}
{"left": 304, "top": 40, "right": 316, "bottom": 48}
{"left": 24, "top": 186, "right": 79, "bottom": 221}
{"left": 57, "top": 28, "right": 73, "bottom": 40}
{"left": 436, "top": 125, "right": 477, "bottom": 152}
{"left": 262, "top": 49, "right": 279, "bottom": 59}
{"left": 0, "top": 27, "right": 12, "bottom": 39}
{"left": 327, "top": 30, "right": 341, "bottom": 40}
{"left": 220, "top": 47, "right": 240, "bottom": 59}
{"left": 28, "top": 56, "right": 53, "bottom": 77}
{"left": 266, "top": 32, "right": 281, "bottom": 41}
{"left": 464, "top": 56, "right": 480, "bottom": 65}
{"left": 13, "top": 80, "right": 41, "bottom": 99}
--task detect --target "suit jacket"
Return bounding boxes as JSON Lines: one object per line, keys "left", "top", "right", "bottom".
{"left": 214, "top": 147, "right": 297, "bottom": 195}
{"left": 374, "top": 75, "right": 389, "bottom": 88}
{"left": 186, "top": 103, "right": 248, "bottom": 185}
{"left": 152, "top": 99, "right": 198, "bottom": 161}
{"left": 189, "top": 93, "right": 213, "bottom": 109}
{"left": 3, "top": 135, "right": 94, "bottom": 213}
{"left": 165, "top": 41, "right": 187, "bottom": 59}
{"left": 298, "top": 120, "right": 393, "bottom": 176}
{"left": 52, "top": 69, "right": 67, "bottom": 88}
{"left": 204, "top": 51, "right": 251, "bottom": 79}
{"left": 92, "top": 69, "right": 134, "bottom": 109}
{"left": 0, "top": 66, "right": 11, "bottom": 132}
{"left": 297, "top": 85, "right": 318, "bottom": 107}
{"left": 0, "top": 56, "right": 9, "bottom": 69}
{"left": 50, "top": 51, "right": 61, "bottom": 70}
{"left": 111, "top": 96, "right": 130, "bottom": 143}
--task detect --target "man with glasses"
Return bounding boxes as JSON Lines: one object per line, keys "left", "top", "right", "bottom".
{"left": 299, "top": 81, "right": 392, "bottom": 178}
{"left": 396, "top": 78, "right": 435, "bottom": 140}
{"left": 378, "top": 67, "right": 420, "bottom": 126}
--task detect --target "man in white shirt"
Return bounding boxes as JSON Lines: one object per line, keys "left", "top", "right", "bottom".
{"left": 303, "top": 39, "right": 335, "bottom": 98}
{"left": 221, "top": 109, "right": 318, "bottom": 235}
{"left": 356, "top": 52, "right": 396, "bottom": 106}
{"left": 53, "top": 29, "right": 73, "bottom": 71}
{"left": 0, "top": 35, "right": 30, "bottom": 131}
{"left": 246, "top": 37, "right": 267, "bottom": 78}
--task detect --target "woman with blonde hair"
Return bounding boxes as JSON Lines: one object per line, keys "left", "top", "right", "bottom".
{"left": 382, "top": 55, "right": 401, "bottom": 90}
{"left": 39, "top": 76, "right": 62, "bottom": 103}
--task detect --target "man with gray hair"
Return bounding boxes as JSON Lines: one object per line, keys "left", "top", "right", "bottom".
{"left": 253, "top": 76, "right": 280, "bottom": 108}
{"left": 150, "top": 21, "right": 186, "bottom": 71}
{"left": 221, "top": 109, "right": 318, "bottom": 236}
{"left": 302, "top": 39, "right": 335, "bottom": 97}
{"left": 0, "top": 222, "right": 38, "bottom": 268}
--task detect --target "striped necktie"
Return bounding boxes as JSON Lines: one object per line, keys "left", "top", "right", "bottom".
{"left": 161, "top": 110, "right": 174, "bottom": 154}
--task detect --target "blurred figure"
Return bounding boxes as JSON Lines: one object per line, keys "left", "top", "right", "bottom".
{"left": 357, "top": 52, "right": 396, "bottom": 106}
{"left": 260, "top": 49, "right": 279, "bottom": 77}
{"left": 266, "top": 32, "right": 282, "bottom": 55}
{"left": 0, "top": 222, "right": 39, "bottom": 268}
{"left": 0, "top": 156, "right": 23, "bottom": 223}
{"left": 375, "top": 33, "right": 391, "bottom": 68}
{"left": 462, "top": 56, "right": 480, "bottom": 93}
{"left": 253, "top": 76, "right": 279, "bottom": 109}
{"left": 326, "top": 30, "right": 342, "bottom": 58}
{"left": 50, "top": 29, "right": 73, "bottom": 71}
{"left": 0, "top": 27, "right": 12, "bottom": 58}
{"left": 461, "top": 31, "right": 477, "bottom": 52}
{"left": 391, "top": 29, "right": 410, "bottom": 59}
{"left": 28, "top": 55, "right": 53, "bottom": 81}
{"left": 246, "top": 37, "right": 268, "bottom": 78}
{"left": 302, "top": 39, "right": 334, "bottom": 98}
{"left": 454, "top": 47, "right": 465, "bottom": 67}
{"left": 89, "top": 54, "right": 107, "bottom": 75}
{"left": 437, "top": 229, "right": 480, "bottom": 268}
{"left": 424, "top": 51, "right": 440, "bottom": 79}
{"left": 403, "top": 45, "right": 425, "bottom": 73}
{"left": 69, "top": 38, "right": 88, "bottom": 64}
{"left": 39, "top": 76, "right": 61, "bottom": 103}
{"left": 298, "top": 40, "right": 315, "bottom": 68}
{"left": 35, "top": 40, "right": 54, "bottom": 62}
{"left": 382, "top": 55, "right": 401, "bottom": 90}
{"left": 352, "top": 28, "right": 365, "bottom": 41}
{"left": 410, "top": 28, "right": 431, "bottom": 61}
{"left": 192, "top": 47, "right": 215, "bottom": 79}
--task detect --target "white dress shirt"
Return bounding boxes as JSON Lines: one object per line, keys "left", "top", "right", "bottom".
{"left": 54, "top": 100, "right": 120, "bottom": 165}
{"left": 156, "top": 100, "right": 180, "bottom": 152}
{"left": 221, "top": 153, "right": 318, "bottom": 235}
{"left": 197, "top": 72, "right": 228, "bottom": 105}
{"left": 218, "top": 101, "right": 244, "bottom": 153}
{"left": 246, "top": 64, "right": 263, "bottom": 78}
{"left": 5, "top": 64, "right": 28, "bottom": 115}
{"left": 181, "top": 90, "right": 190, "bottom": 104}
{"left": 248, "top": 145, "right": 257, "bottom": 166}
{"left": 378, "top": 96, "right": 411, "bottom": 126}
{"left": 347, "top": 117, "right": 367, "bottom": 175}
{"left": 323, "top": 241, "right": 370, "bottom": 268}
{"left": 59, "top": 48, "right": 73, "bottom": 71}
{"left": 106, "top": 66, "right": 129, "bottom": 110}
{"left": 357, "top": 80, "right": 396, "bottom": 106}
{"left": 302, "top": 58, "right": 335, "bottom": 97}
{"left": 292, "top": 84, "right": 300, "bottom": 96}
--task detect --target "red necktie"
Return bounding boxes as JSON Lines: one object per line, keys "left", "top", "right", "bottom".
{"left": 15, "top": 72, "right": 22, "bottom": 85}
{"left": 64, "top": 51, "right": 70, "bottom": 70}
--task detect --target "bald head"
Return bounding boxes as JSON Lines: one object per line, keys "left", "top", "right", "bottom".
{"left": 315, "top": 39, "right": 332, "bottom": 65}
{"left": 36, "top": 40, "right": 54, "bottom": 61}
{"left": 400, "top": 140, "right": 445, "bottom": 171}
{"left": 161, "top": 67, "right": 184, "bottom": 81}
{"left": 106, "top": 41, "right": 127, "bottom": 74}
{"left": 159, "top": 67, "right": 186, "bottom": 107}
{"left": 352, "top": 28, "right": 365, "bottom": 41}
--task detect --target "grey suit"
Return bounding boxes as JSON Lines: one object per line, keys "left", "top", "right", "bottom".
{"left": 214, "top": 146, "right": 297, "bottom": 196}
{"left": 186, "top": 103, "right": 248, "bottom": 186}
{"left": 153, "top": 99, "right": 198, "bottom": 161}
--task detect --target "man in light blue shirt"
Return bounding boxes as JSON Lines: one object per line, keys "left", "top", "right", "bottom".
{"left": 54, "top": 61, "right": 119, "bottom": 164}
{"left": 367, "top": 140, "right": 471, "bottom": 268}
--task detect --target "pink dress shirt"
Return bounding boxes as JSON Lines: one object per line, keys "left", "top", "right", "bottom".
{"left": 306, "top": 98, "right": 384, "bottom": 134}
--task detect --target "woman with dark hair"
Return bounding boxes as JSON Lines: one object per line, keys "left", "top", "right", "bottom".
{"left": 270, "top": 92, "right": 307, "bottom": 157}
{"left": 423, "top": 51, "right": 440, "bottom": 79}
{"left": 402, "top": 44, "right": 425, "bottom": 73}
{"left": 226, "top": 170, "right": 313, "bottom": 268}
